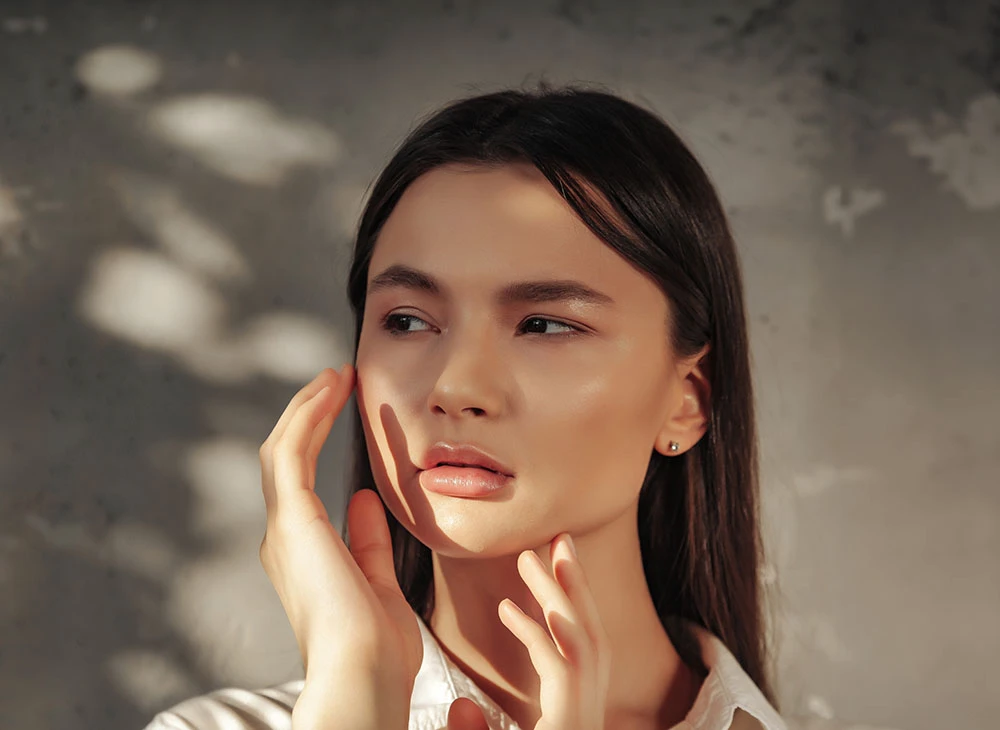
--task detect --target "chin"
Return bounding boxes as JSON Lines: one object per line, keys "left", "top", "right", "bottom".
{"left": 380, "top": 481, "right": 536, "bottom": 558}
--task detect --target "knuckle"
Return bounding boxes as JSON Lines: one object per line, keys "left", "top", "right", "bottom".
{"left": 272, "top": 436, "right": 300, "bottom": 462}
{"left": 270, "top": 446, "right": 293, "bottom": 472}
{"left": 270, "top": 435, "right": 288, "bottom": 457}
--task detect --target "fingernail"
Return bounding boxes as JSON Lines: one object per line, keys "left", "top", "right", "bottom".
{"left": 564, "top": 533, "right": 577, "bottom": 557}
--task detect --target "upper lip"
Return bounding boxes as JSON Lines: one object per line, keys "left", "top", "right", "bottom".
{"left": 419, "top": 442, "right": 514, "bottom": 477}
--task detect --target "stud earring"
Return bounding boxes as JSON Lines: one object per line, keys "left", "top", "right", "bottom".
{"left": 669, "top": 441, "right": 680, "bottom": 453}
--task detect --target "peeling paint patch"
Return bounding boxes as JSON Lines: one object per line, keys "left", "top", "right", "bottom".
{"left": 822, "top": 185, "right": 887, "bottom": 237}
{"left": 75, "top": 45, "right": 163, "bottom": 96}
{"left": 148, "top": 94, "right": 341, "bottom": 186}
{"left": 109, "top": 170, "right": 252, "bottom": 285}
{"left": 890, "top": 93, "right": 1000, "bottom": 210}
{"left": 76, "top": 246, "right": 344, "bottom": 384}
{"left": 238, "top": 311, "right": 345, "bottom": 382}
{"left": 77, "top": 248, "right": 227, "bottom": 352}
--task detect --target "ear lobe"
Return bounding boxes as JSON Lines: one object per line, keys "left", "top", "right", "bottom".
{"left": 654, "top": 357, "right": 711, "bottom": 457}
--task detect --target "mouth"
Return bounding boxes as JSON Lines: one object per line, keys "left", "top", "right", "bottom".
{"left": 433, "top": 461, "right": 503, "bottom": 475}
{"left": 418, "top": 461, "right": 513, "bottom": 497}
{"left": 420, "top": 442, "right": 514, "bottom": 478}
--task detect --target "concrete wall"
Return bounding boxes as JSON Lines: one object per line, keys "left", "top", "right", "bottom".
{"left": 1, "top": 1, "right": 997, "bottom": 728}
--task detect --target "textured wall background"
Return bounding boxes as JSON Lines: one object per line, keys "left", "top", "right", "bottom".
{"left": 1, "top": 1, "right": 997, "bottom": 729}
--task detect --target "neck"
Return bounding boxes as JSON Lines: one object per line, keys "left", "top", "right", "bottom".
{"left": 427, "top": 501, "right": 703, "bottom": 729}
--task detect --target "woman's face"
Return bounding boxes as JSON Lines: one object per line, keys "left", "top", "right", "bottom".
{"left": 355, "top": 162, "right": 684, "bottom": 557}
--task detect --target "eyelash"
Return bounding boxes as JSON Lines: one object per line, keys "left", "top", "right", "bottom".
{"left": 380, "top": 312, "right": 582, "bottom": 338}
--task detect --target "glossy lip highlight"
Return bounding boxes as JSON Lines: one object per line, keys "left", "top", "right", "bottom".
{"left": 419, "top": 442, "right": 514, "bottom": 477}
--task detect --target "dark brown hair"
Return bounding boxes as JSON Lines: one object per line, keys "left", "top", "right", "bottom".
{"left": 340, "top": 82, "right": 776, "bottom": 705}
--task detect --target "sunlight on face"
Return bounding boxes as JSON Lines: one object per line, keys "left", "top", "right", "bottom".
{"left": 355, "top": 162, "right": 677, "bottom": 557}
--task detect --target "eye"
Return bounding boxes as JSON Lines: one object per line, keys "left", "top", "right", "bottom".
{"left": 381, "top": 312, "right": 432, "bottom": 336}
{"left": 518, "top": 317, "right": 579, "bottom": 336}
{"left": 380, "top": 313, "right": 581, "bottom": 337}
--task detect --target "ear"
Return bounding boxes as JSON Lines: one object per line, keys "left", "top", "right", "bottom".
{"left": 653, "top": 346, "right": 711, "bottom": 457}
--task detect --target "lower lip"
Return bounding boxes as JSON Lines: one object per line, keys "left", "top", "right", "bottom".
{"left": 418, "top": 466, "right": 512, "bottom": 497}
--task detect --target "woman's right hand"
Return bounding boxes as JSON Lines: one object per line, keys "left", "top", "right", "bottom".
{"left": 257, "top": 365, "right": 422, "bottom": 729}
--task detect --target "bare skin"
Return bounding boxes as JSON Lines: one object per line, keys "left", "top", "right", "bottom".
{"left": 259, "top": 366, "right": 616, "bottom": 730}
{"left": 354, "top": 162, "right": 711, "bottom": 729}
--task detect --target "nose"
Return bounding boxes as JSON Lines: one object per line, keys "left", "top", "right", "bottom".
{"left": 427, "top": 327, "right": 508, "bottom": 419}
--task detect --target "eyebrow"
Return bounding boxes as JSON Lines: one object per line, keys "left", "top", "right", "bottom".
{"left": 367, "top": 264, "right": 616, "bottom": 308}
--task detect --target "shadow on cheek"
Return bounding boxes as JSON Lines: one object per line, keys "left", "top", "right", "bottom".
{"left": 370, "top": 402, "right": 519, "bottom": 553}
{"left": 374, "top": 402, "right": 447, "bottom": 547}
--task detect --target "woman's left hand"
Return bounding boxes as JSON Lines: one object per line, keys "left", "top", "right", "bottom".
{"left": 447, "top": 533, "right": 612, "bottom": 730}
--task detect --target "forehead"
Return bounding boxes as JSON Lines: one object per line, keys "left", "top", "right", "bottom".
{"left": 370, "top": 163, "right": 663, "bottom": 309}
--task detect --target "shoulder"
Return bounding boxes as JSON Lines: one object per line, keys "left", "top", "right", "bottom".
{"left": 142, "top": 680, "right": 304, "bottom": 730}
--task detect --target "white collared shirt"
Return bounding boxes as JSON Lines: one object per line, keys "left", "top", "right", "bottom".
{"left": 144, "top": 614, "right": 786, "bottom": 730}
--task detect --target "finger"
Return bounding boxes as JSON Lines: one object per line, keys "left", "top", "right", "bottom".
{"left": 264, "top": 366, "right": 342, "bottom": 455}
{"left": 551, "top": 533, "right": 610, "bottom": 658}
{"left": 498, "top": 598, "right": 569, "bottom": 686}
{"left": 446, "top": 697, "right": 490, "bottom": 730}
{"left": 346, "top": 488, "right": 401, "bottom": 593}
{"left": 304, "top": 364, "right": 355, "bottom": 485}
{"left": 517, "top": 548, "right": 589, "bottom": 665}
{"left": 260, "top": 366, "right": 345, "bottom": 511}
{"left": 270, "top": 384, "right": 338, "bottom": 524}
{"left": 304, "top": 409, "right": 334, "bottom": 491}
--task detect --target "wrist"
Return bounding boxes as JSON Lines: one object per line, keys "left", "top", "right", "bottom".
{"left": 293, "top": 672, "right": 411, "bottom": 730}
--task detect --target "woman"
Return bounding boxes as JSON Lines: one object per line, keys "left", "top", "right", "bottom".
{"left": 146, "top": 83, "right": 786, "bottom": 730}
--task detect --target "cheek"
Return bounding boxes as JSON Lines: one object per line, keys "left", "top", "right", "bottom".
{"left": 355, "top": 367, "right": 428, "bottom": 530}
{"left": 356, "top": 364, "right": 408, "bottom": 485}
{"left": 528, "top": 369, "right": 661, "bottom": 496}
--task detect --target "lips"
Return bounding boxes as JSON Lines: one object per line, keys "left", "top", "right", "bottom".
{"left": 436, "top": 461, "right": 501, "bottom": 474}
{"left": 420, "top": 442, "right": 513, "bottom": 477}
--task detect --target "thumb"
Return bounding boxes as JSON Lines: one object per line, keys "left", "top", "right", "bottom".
{"left": 346, "top": 489, "right": 400, "bottom": 592}
{"left": 447, "top": 697, "right": 490, "bottom": 730}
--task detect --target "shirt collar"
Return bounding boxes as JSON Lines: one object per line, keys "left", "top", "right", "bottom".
{"left": 683, "top": 623, "right": 787, "bottom": 730}
{"left": 410, "top": 613, "right": 786, "bottom": 730}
